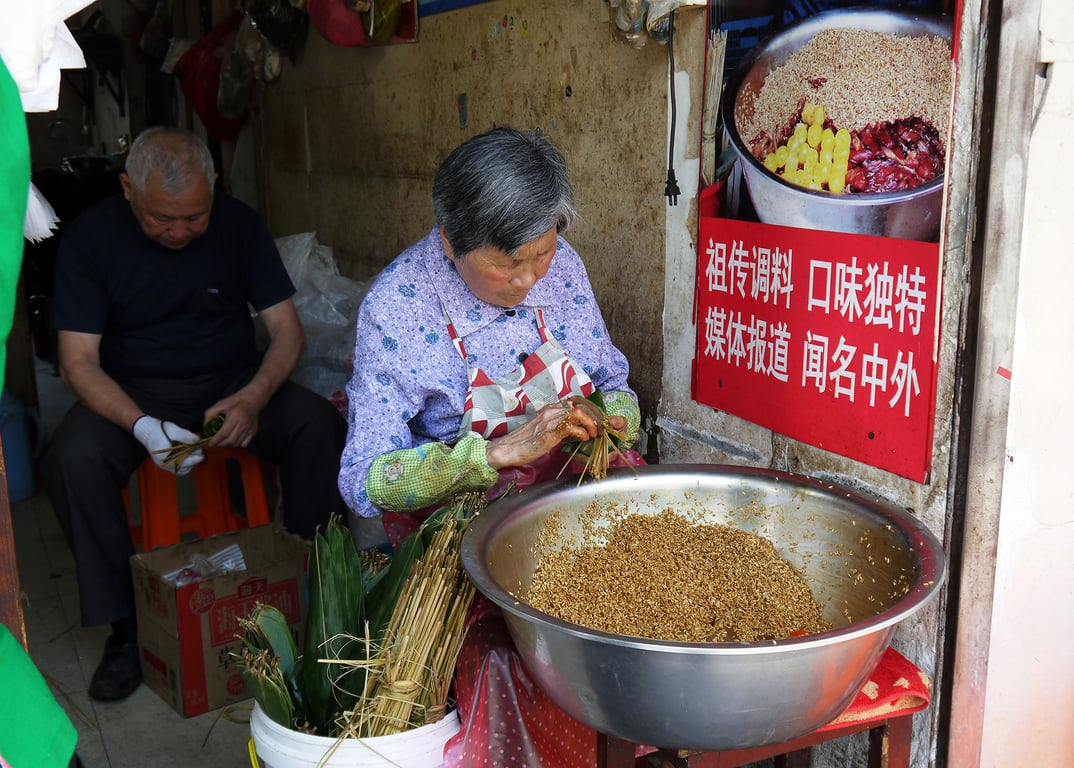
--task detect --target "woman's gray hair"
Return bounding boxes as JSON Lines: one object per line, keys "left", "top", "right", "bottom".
{"left": 432, "top": 128, "right": 577, "bottom": 259}
{"left": 124, "top": 126, "right": 215, "bottom": 195}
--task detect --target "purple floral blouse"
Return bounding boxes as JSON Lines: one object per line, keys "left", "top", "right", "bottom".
{"left": 338, "top": 227, "right": 635, "bottom": 518}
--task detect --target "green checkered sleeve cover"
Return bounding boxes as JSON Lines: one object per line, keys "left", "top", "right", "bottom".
{"left": 365, "top": 434, "right": 499, "bottom": 512}
{"left": 602, "top": 390, "right": 641, "bottom": 443}
{"left": 364, "top": 391, "right": 640, "bottom": 513}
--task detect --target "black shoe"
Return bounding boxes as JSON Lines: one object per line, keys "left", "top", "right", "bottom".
{"left": 88, "top": 635, "right": 142, "bottom": 701}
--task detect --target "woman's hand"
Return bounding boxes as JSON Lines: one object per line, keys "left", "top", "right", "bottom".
{"left": 485, "top": 398, "right": 605, "bottom": 470}
{"left": 566, "top": 395, "right": 628, "bottom": 434}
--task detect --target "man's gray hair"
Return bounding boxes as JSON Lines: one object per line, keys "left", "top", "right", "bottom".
{"left": 125, "top": 126, "right": 215, "bottom": 195}
{"left": 432, "top": 128, "right": 577, "bottom": 259}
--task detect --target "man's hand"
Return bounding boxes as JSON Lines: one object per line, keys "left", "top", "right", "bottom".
{"left": 199, "top": 298, "right": 304, "bottom": 449}
{"left": 133, "top": 415, "right": 205, "bottom": 475}
{"left": 202, "top": 393, "right": 260, "bottom": 448}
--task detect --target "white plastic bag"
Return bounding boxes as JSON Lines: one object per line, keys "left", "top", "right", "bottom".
{"left": 276, "top": 231, "right": 318, "bottom": 290}
{"left": 275, "top": 232, "right": 367, "bottom": 409}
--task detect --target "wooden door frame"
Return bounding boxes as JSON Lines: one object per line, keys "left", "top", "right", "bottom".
{"left": 940, "top": 0, "right": 1040, "bottom": 764}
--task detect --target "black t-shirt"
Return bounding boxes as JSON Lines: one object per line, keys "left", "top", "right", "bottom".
{"left": 51, "top": 193, "right": 295, "bottom": 380}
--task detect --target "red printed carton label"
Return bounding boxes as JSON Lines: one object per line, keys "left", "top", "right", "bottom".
{"left": 206, "top": 577, "right": 302, "bottom": 646}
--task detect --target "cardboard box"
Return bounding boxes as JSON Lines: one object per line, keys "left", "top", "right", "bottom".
{"left": 131, "top": 526, "right": 310, "bottom": 717}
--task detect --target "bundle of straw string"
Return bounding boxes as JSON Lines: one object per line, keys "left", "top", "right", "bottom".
{"left": 701, "top": 28, "right": 728, "bottom": 187}
{"left": 152, "top": 436, "right": 212, "bottom": 470}
{"left": 150, "top": 414, "right": 224, "bottom": 470}
{"left": 337, "top": 503, "right": 478, "bottom": 738}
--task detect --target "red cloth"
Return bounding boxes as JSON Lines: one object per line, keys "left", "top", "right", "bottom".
{"left": 306, "top": 0, "right": 370, "bottom": 47}
{"left": 445, "top": 615, "right": 602, "bottom": 767}
{"left": 819, "top": 645, "right": 931, "bottom": 730}
{"left": 171, "top": 11, "right": 247, "bottom": 141}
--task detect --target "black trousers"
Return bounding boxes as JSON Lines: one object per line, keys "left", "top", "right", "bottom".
{"left": 41, "top": 368, "right": 349, "bottom": 627}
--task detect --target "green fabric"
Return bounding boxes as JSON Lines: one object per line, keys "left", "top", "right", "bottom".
{"left": 0, "top": 56, "right": 29, "bottom": 393}
{"left": 0, "top": 57, "right": 73, "bottom": 768}
{"left": 0, "top": 625, "right": 77, "bottom": 768}
{"left": 367, "top": 434, "right": 499, "bottom": 512}
{"left": 365, "top": 390, "right": 641, "bottom": 513}
{"left": 600, "top": 389, "right": 641, "bottom": 441}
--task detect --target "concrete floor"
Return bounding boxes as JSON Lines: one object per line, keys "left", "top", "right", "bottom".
{"left": 11, "top": 361, "right": 254, "bottom": 768}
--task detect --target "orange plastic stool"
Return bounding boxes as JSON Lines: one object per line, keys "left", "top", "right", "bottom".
{"left": 126, "top": 447, "right": 272, "bottom": 551}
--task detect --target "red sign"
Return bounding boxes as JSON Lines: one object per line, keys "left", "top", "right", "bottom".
{"left": 693, "top": 216, "right": 941, "bottom": 482}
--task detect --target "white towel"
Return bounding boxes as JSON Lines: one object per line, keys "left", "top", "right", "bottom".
{"left": 0, "top": 0, "right": 95, "bottom": 112}
{"left": 0, "top": 0, "right": 96, "bottom": 241}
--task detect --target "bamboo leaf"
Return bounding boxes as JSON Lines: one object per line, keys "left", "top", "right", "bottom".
{"left": 200, "top": 413, "right": 225, "bottom": 439}
{"left": 301, "top": 518, "right": 368, "bottom": 734}
{"left": 559, "top": 393, "right": 632, "bottom": 481}
{"left": 300, "top": 530, "right": 333, "bottom": 732}
{"left": 238, "top": 648, "right": 294, "bottom": 727}
{"left": 243, "top": 603, "right": 299, "bottom": 678}
{"left": 338, "top": 493, "right": 483, "bottom": 737}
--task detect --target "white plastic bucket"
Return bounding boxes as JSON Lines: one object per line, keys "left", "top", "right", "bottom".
{"left": 250, "top": 702, "right": 461, "bottom": 768}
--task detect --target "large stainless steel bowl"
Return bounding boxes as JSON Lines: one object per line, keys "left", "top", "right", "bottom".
{"left": 461, "top": 464, "right": 945, "bottom": 751}
{"left": 722, "top": 9, "right": 952, "bottom": 241}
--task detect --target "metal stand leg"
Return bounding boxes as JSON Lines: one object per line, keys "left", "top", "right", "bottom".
{"left": 597, "top": 708, "right": 916, "bottom": 768}
{"left": 868, "top": 715, "right": 913, "bottom": 768}
{"left": 598, "top": 732, "right": 641, "bottom": 768}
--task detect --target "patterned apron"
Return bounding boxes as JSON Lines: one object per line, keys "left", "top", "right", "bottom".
{"left": 445, "top": 303, "right": 596, "bottom": 442}
{"left": 380, "top": 304, "right": 601, "bottom": 546}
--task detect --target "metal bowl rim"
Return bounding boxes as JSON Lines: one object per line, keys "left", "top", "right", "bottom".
{"left": 461, "top": 463, "right": 947, "bottom": 654}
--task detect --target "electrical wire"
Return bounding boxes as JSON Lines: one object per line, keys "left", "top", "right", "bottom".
{"left": 664, "top": 11, "right": 680, "bottom": 205}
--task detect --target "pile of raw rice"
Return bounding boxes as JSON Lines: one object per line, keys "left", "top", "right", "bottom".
{"left": 735, "top": 27, "right": 952, "bottom": 157}
{"left": 523, "top": 507, "right": 830, "bottom": 643}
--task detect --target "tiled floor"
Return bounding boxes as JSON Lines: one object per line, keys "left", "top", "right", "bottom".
{"left": 11, "top": 361, "right": 254, "bottom": 768}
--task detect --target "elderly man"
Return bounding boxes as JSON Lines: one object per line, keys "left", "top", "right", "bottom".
{"left": 42, "top": 126, "right": 348, "bottom": 702}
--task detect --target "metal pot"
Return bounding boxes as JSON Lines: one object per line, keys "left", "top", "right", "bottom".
{"left": 461, "top": 464, "right": 945, "bottom": 751}
{"left": 722, "top": 9, "right": 952, "bottom": 242}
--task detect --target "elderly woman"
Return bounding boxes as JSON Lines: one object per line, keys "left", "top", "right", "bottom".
{"left": 340, "top": 128, "right": 642, "bottom": 765}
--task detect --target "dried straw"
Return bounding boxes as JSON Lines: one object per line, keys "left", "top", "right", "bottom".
{"left": 701, "top": 28, "right": 727, "bottom": 187}
{"left": 335, "top": 497, "right": 479, "bottom": 738}
{"left": 150, "top": 436, "right": 212, "bottom": 470}
{"left": 149, "top": 414, "right": 224, "bottom": 470}
{"left": 557, "top": 397, "right": 634, "bottom": 484}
